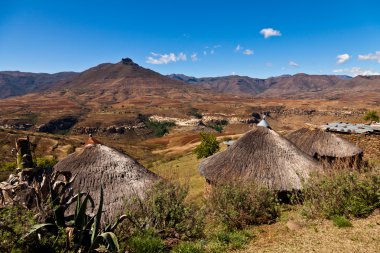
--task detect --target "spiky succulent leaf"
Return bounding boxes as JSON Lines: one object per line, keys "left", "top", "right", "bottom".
{"left": 91, "top": 186, "right": 103, "bottom": 243}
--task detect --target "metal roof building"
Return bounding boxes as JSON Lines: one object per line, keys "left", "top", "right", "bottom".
{"left": 321, "top": 122, "right": 374, "bottom": 134}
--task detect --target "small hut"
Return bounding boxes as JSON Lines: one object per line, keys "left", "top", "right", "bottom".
{"left": 285, "top": 127, "right": 363, "bottom": 167}
{"left": 199, "top": 126, "right": 320, "bottom": 192}
{"left": 54, "top": 136, "right": 159, "bottom": 222}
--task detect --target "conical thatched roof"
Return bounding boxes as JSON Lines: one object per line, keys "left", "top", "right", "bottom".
{"left": 199, "top": 127, "right": 320, "bottom": 191}
{"left": 257, "top": 115, "right": 271, "bottom": 129}
{"left": 285, "top": 127, "right": 363, "bottom": 159}
{"left": 54, "top": 140, "right": 159, "bottom": 223}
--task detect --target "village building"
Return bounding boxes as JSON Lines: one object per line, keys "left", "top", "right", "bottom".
{"left": 54, "top": 135, "right": 159, "bottom": 223}
{"left": 285, "top": 127, "right": 363, "bottom": 168}
{"left": 199, "top": 126, "right": 320, "bottom": 192}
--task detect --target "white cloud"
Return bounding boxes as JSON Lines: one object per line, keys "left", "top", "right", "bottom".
{"left": 191, "top": 53, "right": 198, "bottom": 61}
{"left": 358, "top": 51, "right": 380, "bottom": 63}
{"left": 235, "top": 44, "right": 241, "bottom": 51}
{"left": 203, "top": 51, "right": 207, "bottom": 55}
{"left": 266, "top": 62, "right": 273, "bottom": 67}
{"left": 289, "top": 61, "right": 299, "bottom": 67}
{"left": 146, "top": 52, "right": 187, "bottom": 64}
{"left": 336, "top": 53, "right": 351, "bottom": 64}
{"left": 243, "top": 49, "right": 254, "bottom": 55}
{"left": 177, "top": 52, "right": 186, "bottom": 61}
{"left": 260, "top": 28, "right": 282, "bottom": 38}
{"left": 333, "top": 67, "right": 380, "bottom": 76}
{"left": 213, "top": 45, "right": 221, "bottom": 48}
{"left": 210, "top": 49, "right": 215, "bottom": 55}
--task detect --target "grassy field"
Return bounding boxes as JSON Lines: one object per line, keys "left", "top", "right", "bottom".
{"left": 148, "top": 148, "right": 380, "bottom": 253}
{"left": 150, "top": 151, "right": 206, "bottom": 204}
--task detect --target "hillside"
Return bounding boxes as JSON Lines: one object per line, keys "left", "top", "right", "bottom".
{"left": 168, "top": 73, "right": 351, "bottom": 97}
{"left": 0, "top": 58, "right": 379, "bottom": 133}
{"left": 0, "top": 71, "right": 78, "bottom": 98}
{"left": 0, "top": 58, "right": 217, "bottom": 128}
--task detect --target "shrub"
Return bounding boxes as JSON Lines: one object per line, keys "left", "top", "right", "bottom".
{"left": 214, "top": 230, "right": 253, "bottom": 250}
{"left": 0, "top": 206, "right": 68, "bottom": 253}
{"left": 331, "top": 215, "right": 352, "bottom": 228}
{"left": 302, "top": 170, "right": 380, "bottom": 219}
{"left": 194, "top": 132, "right": 220, "bottom": 159}
{"left": 122, "top": 181, "right": 204, "bottom": 240}
{"left": 363, "top": 110, "right": 379, "bottom": 122}
{"left": 36, "top": 157, "right": 57, "bottom": 170}
{"left": 128, "top": 232, "right": 165, "bottom": 253}
{"left": 0, "top": 161, "right": 17, "bottom": 181}
{"left": 137, "top": 114, "right": 176, "bottom": 137}
{"left": 188, "top": 108, "right": 203, "bottom": 119}
{"left": 207, "top": 120, "right": 228, "bottom": 133}
{"left": 208, "top": 182, "right": 279, "bottom": 230}
{"left": 171, "top": 241, "right": 205, "bottom": 253}
{"left": 0, "top": 206, "right": 35, "bottom": 252}
{"left": 147, "top": 120, "right": 176, "bottom": 137}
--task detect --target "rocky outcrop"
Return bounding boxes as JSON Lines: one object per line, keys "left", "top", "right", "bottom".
{"left": 37, "top": 116, "right": 78, "bottom": 133}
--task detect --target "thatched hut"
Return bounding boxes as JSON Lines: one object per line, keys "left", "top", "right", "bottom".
{"left": 54, "top": 136, "right": 159, "bottom": 222}
{"left": 199, "top": 126, "right": 320, "bottom": 192}
{"left": 285, "top": 127, "right": 363, "bottom": 168}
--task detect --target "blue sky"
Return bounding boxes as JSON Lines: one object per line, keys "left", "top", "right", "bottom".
{"left": 1, "top": 0, "right": 380, "bottom": 78}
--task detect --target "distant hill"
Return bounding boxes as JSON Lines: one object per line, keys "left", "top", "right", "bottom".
{"left": 167, "top": 73, "right": 379, "bottom": 99}
{"left": 0, "top": 71, "right": 78, "bottom": 98}
{"left": 50, "top": 58, "right": 197, "bottom": 102}
{"left": 168, "top": 74, "right": 270, "bottom": 96}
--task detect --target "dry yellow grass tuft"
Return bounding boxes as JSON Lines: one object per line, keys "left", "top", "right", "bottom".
{"left": 240, "top": 209, "right": 380, "bottom": 253}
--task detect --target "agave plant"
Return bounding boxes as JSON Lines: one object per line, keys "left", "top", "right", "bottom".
{"left": 25, "top": 171, "right": 126, "bottom": 252}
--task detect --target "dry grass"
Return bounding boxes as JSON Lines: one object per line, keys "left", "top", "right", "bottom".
{"left": 150, "top": 151, "right": 206, "bottom": 204}
{"left": 240, "top": 208, "right": 380, "bottom": 253}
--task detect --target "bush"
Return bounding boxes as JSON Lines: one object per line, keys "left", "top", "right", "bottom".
{"left": 302, "top": 170, "right": 380, "bottom": 219}
{"left": 188, "top": 108, "right": 203, "bottom": 119}
{"left": 122, "top": 181, "right": 204, "bottom": 240}
{"left": 208, "top": 182, "right": 279, "bottom": 230}
{"left": 331, "top": 215, "right": 352, "bottom": 228}
{"left": 363, "top": 110, "right": 379, "bottom": 122}
{"left": 147, "top": 120, "right": 176, "bottom": 137}
{"left": 207, "top": 120, "right": 228, "bottom": 133}
{"left": 0, "top": 206, "right": 68, "bottom": 253}
{"left": 172, "top": 241, "right": 204, "bottom": 253}
{"left": 194, "top": 132, "right": 220, "bottom": 159}
{"left": 137, "top": 114, "right": 176, "bottom": 137}
{"left": 36, "top": 157, "right": 57, "bottom": 170}
{"left": 0, "top": 161, "right": 17, "bottom": 181}
{"left": 128, "top": 232, "right": 165, "bottom": 253}
{"left": 213, "top": 230, "right": 253, "bottom": 250}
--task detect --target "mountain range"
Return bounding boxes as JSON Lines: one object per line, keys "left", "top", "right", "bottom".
{"left": 2, "top": 62, "right": 377, "bottom": 101}
{"left": 167, "top": 73, "right": 380, "bottom": 101}
{"left": 0, "top": 58, "right": 379, "bottom": 128}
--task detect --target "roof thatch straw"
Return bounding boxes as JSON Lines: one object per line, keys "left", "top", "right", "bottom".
{"left": 199, "top": 126, "right": 320, "bottom": 191}
{"left": 54, "top": 139, "right": 159, "bottom": 223}
{"left": 285, "top": 128, "right": 363, "bottom": 167}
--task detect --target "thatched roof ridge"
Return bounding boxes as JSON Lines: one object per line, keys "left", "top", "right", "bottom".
{"left": 285, "top": 127, "right": 363, "bottom": 158}
{"left": 199, "top": 126, "right": 320, "bottom": 191}
{"left": 54, "top": 143, "right": 159, "bottom": 223}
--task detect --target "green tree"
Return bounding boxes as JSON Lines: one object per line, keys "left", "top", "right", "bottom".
{"left": 194, "top": 132, "right": 220, "bottom": 159}
{"left": 363, "top": 110, "right": 379, "bottom": 122}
